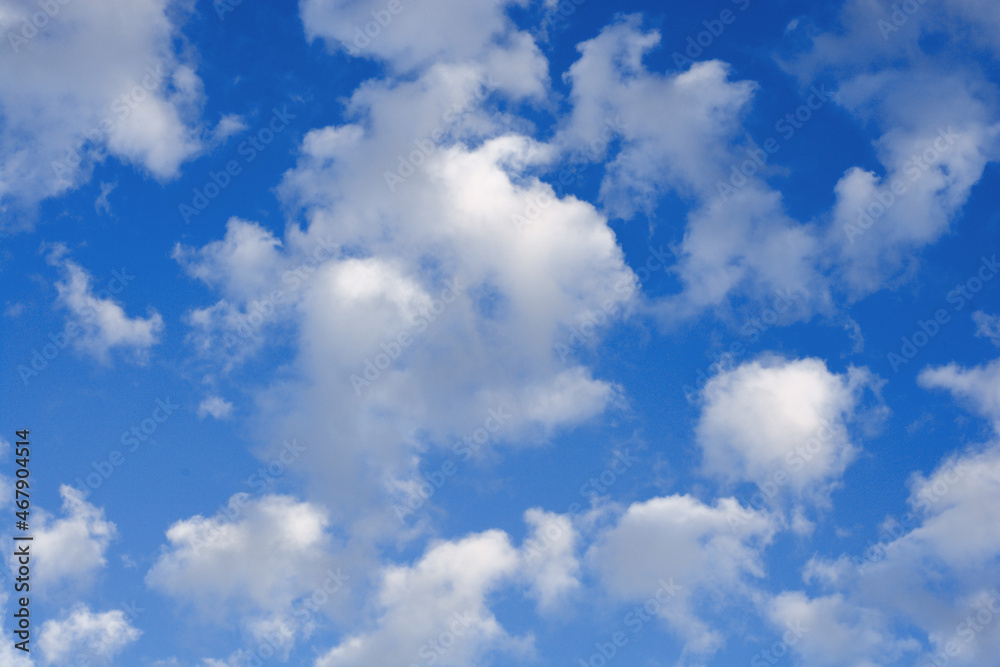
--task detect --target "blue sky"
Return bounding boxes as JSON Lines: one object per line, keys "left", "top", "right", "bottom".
{"left": 2, "top": 0, "right": 1000, "bottom": 665}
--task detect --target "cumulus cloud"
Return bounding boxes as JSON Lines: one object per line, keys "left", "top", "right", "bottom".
{"left": 560, "top": 16, "right": 757, "bottom": 211}
{"left": 173, "top": 218, "right": 285, "bottom": 301}
{"left": 919, "top": 358, "right": 1000, "bottom": 429}
{"left": 803, "top": 441, "right": 1000, "bottom": 665}
{"left": 587, "top": 494, "right": 777, "bottom": 659}
{"left": 29, "top": 485, "right": 117, "bottom": 588}
{"left": 178, "top": 51, "right": 637, "bottom": 546}
{"left": 560, "top": 16, "right": 828, "bottom": 318}
{"left": 155, "top": 3, "right": 1000, "bottom": 665}
{"left": 541, "top": 3, "right": 1000, "bottom": 320}
{"left": 197, "top": 396, "right": 234, "bottom": 420}
{"left": 49, "top": 250, "right": 163, "bottom": 362}
{"left": 765, "top": 592, "right": 919, "bottom": 667}
{"left": 300, "top": 0, "right": 547, "bottom": 90}
{"left": 0, "top": 641, "right": 33, "bottom": 666}
{"left": 38, "top": 604, "right": 141, "bottom": 666}
{"left": 827, "top": 81, "right": 996, "bottom": 295}
{"left": 521, "top": 508, "right": 581, "bottom": 612}
{"left": 0, "top": 0, "right": 212, "bottom": 214}
{"left": 146, "top": 494, "right": 343, "bottom": 647}
{"left": 697, "top": 357, "right": 883, "bottom": 509}
{"left": 315, "top": 530, "right": 531, "bottom": 667}
{"left": 783, "top": 0, "right": 1000, "bottom": 297}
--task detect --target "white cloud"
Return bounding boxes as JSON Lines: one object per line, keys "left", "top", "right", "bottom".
{"left": 587, "top": 494, "right": 777, "bottom": 659}
{"left": 0, "top": 0, "right": 210, "bottom": 211}
{"left": 919, "top": 358, "right": 1000, "bottom": 429}
{"left": 784, "top": 0, "right": 1000, "bottom": 297}
{"left": 560, "top": 17, "right": 828, "bottom": 318}
{"left": 521, "top": 508, "right": 580, "bottom": 612}
{"left": 315, "top": 530, "right": 532, "bottom": 667}
{"left": 973, "top": 311, "right": 1000, "bottom": 346}
{"left": 38, "top": 604, "right": 141, "bottom": 666}
{"left": 209, "top": 114, "right": 248, "bottom": 146}
{"left": 697, "top": 357, "right": 882, "bottom": 508}
{"left": 173, "top": 218, "right": 285, "bottom": 301}
{"left": 0, "top": 641, "right": 33, "bottom": 667}
{"left": 827, "top": 86, "right": 996, "bottom": 295}
{"left": 197, "top": 396, "right": 234, "bottom": 420}
{"left": 804, "top": 441, "right": 1000, "bottom": 665}
{"left": 146, "top": 494, "right": 342, "bottom": 647}
{"left": 4, "top": 302, "right": 25, "bottom": 318}
{"left": 783, "top": 355, "right": 1000, "bottom": 666}
{"left": 162, "top": 5, "right": 1000, "bottom": 665}
{"left": 765, "top": 592, "right": 919, "bottom": 667}
{"left": 50, "top": 251, "right": 163, "bottom": 362}
{"left": 300, "top": 0, "right": 545, "bottom": 90}
{"left": 94, "top": 180, "right": 117, "bottom": 216}
{"left": 560, "top": 16, "right": 757, "bottom": 211}
{"left": 178, "top": 58, "right": 637, "bottom": 544}
{"left": 543, "top": 4, "right": 1000, "bottom": 320}
{"left": 28, "top": 485, "right": 117, "bottom": 589}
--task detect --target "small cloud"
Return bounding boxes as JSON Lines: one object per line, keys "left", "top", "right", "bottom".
{"left": 905, "top": 412, "right": 933, "bottom": 436}
{"left": 94, "top": 181, "right": 118, "bottom": 216}
{"left": 46, "top": 248, "right": 164, "bottom": 363}
{"left": 785, "top": 17, "right": 800, "bottom": 33}
{"left": 842, "top": 316, "right": 865, "bottom": 355}
{"left": 210, "top": 114, "right": 249, "bottom": 146}
{"left": 30, "top": 485, "right": 118, "bottom": 588}
{"left": 38, "top": 604, "right": 141, "bottom": 665}
{"left": 973, "top": 311, "right": 1000, "bottom": 346}
{"left": 198, "top": 395, "right": 234, "bottom": 420}
{"left": 3, "top": 302, "right": 24, "bottom": 318}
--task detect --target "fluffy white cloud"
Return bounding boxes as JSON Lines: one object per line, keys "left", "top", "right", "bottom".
{"left": 0, "top": 641, "right": 33, "bottom": 666}
{"left": 38, "top": 604, "right": 141, "bottom": 666}
{"left": 765, "top": 592, "right": 919, "bottom": 667}
{"left": 49, "top": 250, "right": 163, "bottom": 362}
{"left": 785, "top": 0, "right": 1000, "bottom": 297}
{"left": 165, "top": 4, "right": 1000, "bottom": 664}
{"left": 804, "top": 441, "right": 1000, "bottom": 666}
{"left": 197, "top": 396, "right": 234, "bottom": 420}
{"left": 547, "top": 3, "right": 1000, "bottom": 319}
{"left": 919, "top": 358, "right": 1000, "bottom": 428}
{"left": 561, "top": 16, "right": 757, "bottom": 211}
{"left": 29, "top": 485, "right": 117, "bottom": 588}
{"left": 561, "top": 17, "right": 828, "bottom": 317}
{"left": 178, "top": 53, "right": 636, "bottom": 542}
{"left": 173, "top": 219, "right": 286, "bottom": 301}
{"left": 587, "top": 494, "right": 777, "bottom": 659}
{"left": 315, "top": 530, "right": 532, "bottom": 667}
{"left": 697, "top": 357, "right": 882, "bottom": 509}
{"left": 521, "top": 508, "right": 580, "bottom": 612}
{"left": 827, "top": 85, "right": 995, "bottom": 295}
{"left": 146, "top": 494, "right": 341, "bottom": 641}
{"left": 300, "top": 0, "right": 546, "bottom": 91}
{"left": 0, "top": 0, "right": 212, "bottom": 213}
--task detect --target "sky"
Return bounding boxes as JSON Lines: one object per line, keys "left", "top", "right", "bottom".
{"left": 1, "top": 0, "right": 1000, "bottom": 665}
